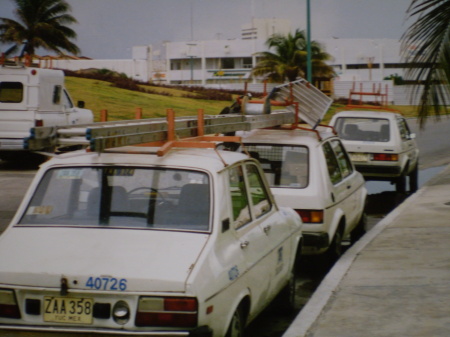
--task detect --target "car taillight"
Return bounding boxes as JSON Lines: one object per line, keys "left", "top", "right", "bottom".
{"left": 296, "top": 210, "right": 324, "bottom": 223}
{"left": 135, "top": 297, "right": 198, "bottom": 327}
{"left": 0, "top": 289, "right": 21, "bottom": 319}
{"left": 372, "top": 153, "right": 398, "bottom": 161}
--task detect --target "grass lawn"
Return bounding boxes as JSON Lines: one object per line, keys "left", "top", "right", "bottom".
{"left": 65, "top": 76, "right": 427, "bottom": 124}
{"left": 65, "top": 77, "right": 233, "bottom": 122}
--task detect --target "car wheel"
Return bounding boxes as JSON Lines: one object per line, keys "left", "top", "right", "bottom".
{"left": 326, "top": 225, "right": 344, "bottom": 264}
{"left": 226, "top": 306, "right": 244, "bottom": 337}
{"left": 351, "top": 212, "right": 367, "bottom": 244}
{"left": 409, "top": 163, "right": 419, "bottom": 193}
{"left": 395, "top": 175, "right": 406, "bottom": 193}
{"left": 272, "top": 272, "right": 296, "bottom": 315}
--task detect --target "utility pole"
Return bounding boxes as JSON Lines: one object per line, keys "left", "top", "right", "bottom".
{"left": 306, "top": 0, "right": 312, "bottom": 83}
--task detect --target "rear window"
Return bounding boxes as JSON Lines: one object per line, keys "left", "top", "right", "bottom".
{"left": 0, "top": 82, "right": 23, "bottom": 103}
{"left": 18, "top": 166, "right": 211, "bottom": 232}
{"left": 244, "top": 144, "right": 309, "bottom": 188}
{"left": 334, "top": 117, "right": 390, "bottom": 142}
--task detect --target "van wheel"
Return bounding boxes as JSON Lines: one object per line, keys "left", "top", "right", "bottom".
{"left": 226, "top": 306, "right": 244, "bottom": 337}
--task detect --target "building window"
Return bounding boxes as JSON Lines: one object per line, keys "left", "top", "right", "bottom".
{"left": 243, "top": 57, "right": 253, "bottom": 69}
{"left": 170, "top": 61, "right": 181, "bottom": 70}
{"left": 222, "top": 58, "right": 235, "bottom": 69}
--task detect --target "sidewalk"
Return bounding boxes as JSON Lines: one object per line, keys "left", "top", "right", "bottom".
{"left": 284, "top": 164, "right": 450, "bottom": 337}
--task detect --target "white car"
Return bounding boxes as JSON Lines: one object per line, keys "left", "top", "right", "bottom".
{"left": 0, "top": 146, "right": 303, "bottom": 336}
{"left": 329, "top": 110, "right": 420, "bottom": 192}
{"left": 228, "top": 127, "right": 367, "bottom": 262}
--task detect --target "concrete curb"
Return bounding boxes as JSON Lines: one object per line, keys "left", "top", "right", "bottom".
{"left": 282, "top": 166, "right": 446, "bottom": 337}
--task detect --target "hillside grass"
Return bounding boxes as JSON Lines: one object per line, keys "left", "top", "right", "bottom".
{"left": 65, "top": 76, "right": 422, "bottom": 123}
{"left": 65, "top": 77, "right": 232, "bottom": 122}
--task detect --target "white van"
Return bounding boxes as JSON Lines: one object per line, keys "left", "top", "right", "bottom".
{"left": 0, "top": 65, "right": 93, "bottom": 160}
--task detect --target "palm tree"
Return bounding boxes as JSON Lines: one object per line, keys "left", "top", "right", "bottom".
{"left": 251, "top": 29, "right": 335, "bottom": 83}
{"left": 401, "top": 0, "right": 450, "bottom": 125}
{"left": 0, "top": 0, "right": 79, "bottom": 57}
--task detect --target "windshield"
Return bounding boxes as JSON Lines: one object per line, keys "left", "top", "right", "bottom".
{"left": 18, "top": 166, "right": 211, "bottom": 232}
{"left": 244, "top": 144, "right": 309, "bottom": 188}
{"left": 333, "top": 117, "right": 390, "bottom": 142}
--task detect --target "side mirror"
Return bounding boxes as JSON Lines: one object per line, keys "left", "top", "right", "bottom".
{"left": 77, "top": 100, "right": 85, "bottom": 108}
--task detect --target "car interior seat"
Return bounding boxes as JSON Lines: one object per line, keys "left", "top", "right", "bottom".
{"left": 176, "top": 183, "right": 210, "bottom": 228}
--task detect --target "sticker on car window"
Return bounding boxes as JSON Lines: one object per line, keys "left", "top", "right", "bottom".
{"left": 27, "top": 205, "right": 53, "bottom": 215}
{"left": 56, "top": 169, "right": 83, "bottom": 179}
{"left": 105, "top": 168, "right": 135, "bottom": 176}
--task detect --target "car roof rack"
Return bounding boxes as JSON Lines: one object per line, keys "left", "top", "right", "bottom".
{"left": 25, "top": 108, "right": 295, "bottom": 156}
{"left": 25, "top": 80, "right": 332, "bottom": 155}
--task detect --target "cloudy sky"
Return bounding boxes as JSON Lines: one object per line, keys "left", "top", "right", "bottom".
{"left": 0, "top": 0, "right": 414, "bottom": 59}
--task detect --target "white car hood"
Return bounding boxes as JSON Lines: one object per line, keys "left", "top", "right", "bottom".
{"left": 0, "top": 227, "right": 209, "bottom": 293}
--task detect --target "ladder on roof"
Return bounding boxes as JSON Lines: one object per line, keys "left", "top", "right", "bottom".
{"left": 237, "top": 79, "right": 333, "bottom": 128}
{"left": 25, "top": 109, "right": 295, "bottom": 154}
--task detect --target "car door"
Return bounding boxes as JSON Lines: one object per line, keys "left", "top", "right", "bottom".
{"left": 322, "top": 139, "right": 360, "bottom": 233}
{"left": 243, "top": 161, "right": 294, "bottom": 297}
{"left": 228, "top": 163, "right": 272, "bottom": 312}
{"left": 397, "top": 117, "right": 419, "bottom": 171}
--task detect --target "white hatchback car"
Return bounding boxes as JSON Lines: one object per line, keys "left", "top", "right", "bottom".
{"left": 329, "top": 110, "right": 420, "bottom": 192}
{"left": 229, "top": 127, "right": 367, "bottom": 262}
{"left": 0, "top": 146, "right": 303, "bottom": 336}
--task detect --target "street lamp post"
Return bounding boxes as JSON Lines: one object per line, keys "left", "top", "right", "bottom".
{"left": 306, "top": 0, "right": 312, "bottom": 83}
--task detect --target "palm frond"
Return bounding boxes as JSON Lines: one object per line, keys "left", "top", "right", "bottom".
{"left": 401, "top": 0, "right": 450, "bottom": 126}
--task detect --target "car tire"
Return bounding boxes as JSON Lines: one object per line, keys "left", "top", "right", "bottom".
{"left": 272, "top": 272, "right": 296, "bottom": 315}
{"left": 409, "top": 163, "right": 419, "bottom": 193}
{"left": 226, "top": 305, "right": 245, "bottom": 337}
{"left": 326, "top": 224, "right": 344, "bottom": 264}
{"left": 395, "top": 175, "right": 406, "bottom": 193}
{"left": 351, "top": 212, "right": 367, "bottom": 244}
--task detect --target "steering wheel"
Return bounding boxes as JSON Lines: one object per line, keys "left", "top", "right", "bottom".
{"left": 128, "top": 187, "right": 166, "bottom": 202}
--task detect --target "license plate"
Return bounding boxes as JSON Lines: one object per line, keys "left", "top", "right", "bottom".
{"left": 350, "top": 153, "right": 369, "bottom": 162}
{"left": 44, "top": 297, "right": 93, "bottom": 324}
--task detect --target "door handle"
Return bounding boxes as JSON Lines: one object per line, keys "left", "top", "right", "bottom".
{"left": 263, "top": 225, "right": 271, "bottom": 234}
{"left": 240, "top": 241, "right": 249, "bottom": 249}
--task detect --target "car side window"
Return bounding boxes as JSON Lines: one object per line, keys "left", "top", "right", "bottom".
{"left": 330, "top": 139, "right": 353, "bottom": 179}
{"left": 323, "top": 142, "right": 342, "bottom": 184}
{"left": 245, "top": 163, "right": 272, "bottom": 218}
{"left": 229, "top": 165, "right": 251, "bottom": 229}
{"left": 397, "top": 118, "right": 411, "bottom": 141}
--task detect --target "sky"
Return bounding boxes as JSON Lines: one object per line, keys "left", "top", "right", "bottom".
{"left": 0, "top": 0, "right": 414, "bottom": 59}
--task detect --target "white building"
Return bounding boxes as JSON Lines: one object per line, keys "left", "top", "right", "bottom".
{"left": 241, "top": 18, "right": 291, "bottom": 40}
{"left": 40, "top": 18, "right": 420, "bottom": 103}
{"left": 163, "top": 38, "right": 406, "bottom": 85}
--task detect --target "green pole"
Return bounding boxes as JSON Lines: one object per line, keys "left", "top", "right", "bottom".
{"left": 306, "top": 0, "right": 312, "bottom": 83}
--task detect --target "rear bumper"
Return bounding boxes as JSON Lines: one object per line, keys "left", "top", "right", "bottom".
{"left": 0, "top": 324, "right": 213, "bottom": 336}
{"left": 303, "top": 232, "right": 329, "bottom": 249}
{"left": 354, "top": 164, "right": 402, "bottom": 178}
{"left": 0, "top": 138, "right": 25, "bottom": 150}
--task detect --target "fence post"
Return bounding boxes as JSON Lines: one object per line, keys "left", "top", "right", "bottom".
{"left": 135, "top": 107, "right": 143, "bottom": 119}
{"left": 100, "top": 109, "right": 108, "bottom": 122}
